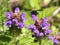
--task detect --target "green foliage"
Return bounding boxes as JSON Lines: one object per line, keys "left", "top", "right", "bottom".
{"left": 0, "top": 0, "right": 59, "bottom": 45}
{"left": 29, "top": 0, "right": 40, "bottom": 9}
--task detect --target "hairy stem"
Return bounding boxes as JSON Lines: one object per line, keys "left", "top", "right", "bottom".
{"left": 14, "top": 33, "right": 17, "bottom": 45}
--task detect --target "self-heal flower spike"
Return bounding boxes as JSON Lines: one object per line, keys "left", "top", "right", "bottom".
{"left": 28, "top": 15, "right": 51, "bottom": 38}
{"left": 49, "top": 32, "right": 60, "bottom": 45}
{"left": 5, "top": 7, "right": 27, "bottom": 29}
{"left": 5, "top": 7, "right": 27, "bottom": 45}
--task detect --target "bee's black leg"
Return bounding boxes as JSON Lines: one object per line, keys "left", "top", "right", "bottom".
{"left": 31, "top": 10, "right": 38, "bottom": 16}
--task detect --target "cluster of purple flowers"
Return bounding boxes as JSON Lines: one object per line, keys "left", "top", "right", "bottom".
{"left": 49, "top": 33, "right": 60, "bottom": 45}
{"left": 4, "top": 7, "right": 60, "bottom": 45}
{"left": 28, "top": 14, "right": 52, "bottom": 38}
{"left": 5, "top": 7, "right": 27, "bottom": 29}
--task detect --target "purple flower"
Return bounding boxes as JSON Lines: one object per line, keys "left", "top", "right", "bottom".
{"left": 21, "top": 12, "right": 26, "bottom": 17}
{"left": 28, "top": 25, "right": 36, "bottom": 30}
{"left": 28, "top": 17, "right": 51, "bottom": 38}
{"left": 17, "top": 22, "right": 26, "bottom": 28}
{"left": 44, "top": 17, "right": 50, "bottom": 22}
{"left": 41, "top": 17, "right": 50, "bottom": 29}
{"left": 15, "top": 7, "right": 20, "bottom": 13}
{"left": 32, "top": 14, "right": 37, "bottom": 21}
{"left": 39, "top": 33, "right": 44, "bottom": 37}
{"left": 54, "top": 40, "right": 59, "bottom": 44}
{"left": 12, "top": 18, "right": 18, "bottom": 24}
{"left": 20, "top": 12, "right": 27, "bottom": 21}
{"left": 5, "top": 7, "right": 27, "bottom": 29}
{"left": 5, "top": 20, "right": 12, "bottom": 27}
{"left": 49, "top": 36, "right": 54, "bottom": 40}
{"left": 49, "top": 33, "right": 60, "bottom": 45}
{"left": 42, "top": 21, "right": 50, "bottom": 29}
{"left": 6, "top": 12, "right": 12, "bottom": 19}
{"left": 45, "top": 30, "right": 52, "bottom": 35}
{"left": 33, "top": 29, "right": 39, "bottom": 35}
{"left": 21, "top": 16, "right": 27, "bottom": 21}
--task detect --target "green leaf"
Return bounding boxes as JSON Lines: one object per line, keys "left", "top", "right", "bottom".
{"left": 29, "top": 0, "right": 40, "bottom": 9}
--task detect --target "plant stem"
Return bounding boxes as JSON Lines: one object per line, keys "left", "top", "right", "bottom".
{"left": 39, "top": 39, "right": 42, "bottom": 45}
{"left": 14, "top": 33, "right": 17, "bottom": 45}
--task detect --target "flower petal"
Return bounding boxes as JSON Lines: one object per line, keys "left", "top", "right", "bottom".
{"left": 39, "top": 33, "right": 44, "bottom": 37}
{"left": 28, "top": 25, "right": 36, "bottom": 30}
{"left": 6, "top": 12, "right": 12, "bottom": 19}
{"left": 21, "top": 12, "right": 26, "bottom": 17}
{"left": 48, "top": 36, "right": 54, "bottom": 40}
{"left": 33, "top": 29, "right": 39, "bottom": 34}
{"left": 5, "top": 20, "right": 12, "bottom": 27}
{"left": 54, "top": 40, "right": 59, "bottom": 44}
{"left": 45, "top": 30, "right": 52, "bottom": 34}
{"left": 20, "top": 12, "right": 27, "bottom": 21}
{"left": 32, "top": 14, "right": 37, "bottom": 21}
{"left": 12, "top": 18, "right": 18, "bottom": 24}
{"left": 15, "top": 7, "right": 20, "bottom": 13}
{"left": 44, "top": 17, "right": 50, "bottom": 22}
{"left": 17, "top": 22, "right": 26, "bottom": 28}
